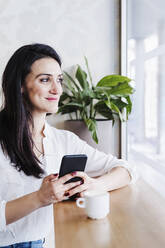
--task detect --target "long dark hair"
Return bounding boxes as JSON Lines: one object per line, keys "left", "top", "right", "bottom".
{"left": 0, "top": 43, "right": 61, "bottom": 178}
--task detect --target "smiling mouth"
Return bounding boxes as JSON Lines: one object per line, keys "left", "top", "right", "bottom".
{"left": 45, "top": 97, "right": 58, "bottom": 101}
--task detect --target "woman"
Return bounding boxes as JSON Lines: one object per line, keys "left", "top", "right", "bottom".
{"left": 0, "top": 44, "right": 136, "bottom": 247}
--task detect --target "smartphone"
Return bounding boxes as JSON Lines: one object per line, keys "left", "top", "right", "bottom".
{"left": 59, "top": 154, "right": 87, "bottom": 184}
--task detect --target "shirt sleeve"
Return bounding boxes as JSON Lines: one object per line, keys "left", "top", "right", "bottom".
{"left": 66, "top": 131, "right": 138, "bottom": 184}
{"left": 0, "top": 200, "right": 7, "bottom": 232}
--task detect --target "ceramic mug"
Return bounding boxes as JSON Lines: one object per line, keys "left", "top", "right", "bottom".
{"left": 76, "top": 190, "right": 110, "bottom": 219}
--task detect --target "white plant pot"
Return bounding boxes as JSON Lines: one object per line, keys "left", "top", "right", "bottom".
{"left": 62, "top": 119, "right": 120, "bottom": 157}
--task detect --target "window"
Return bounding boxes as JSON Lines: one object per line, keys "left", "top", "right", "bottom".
{"left": 124, "top": 0, "right": 165, "bottom": 197}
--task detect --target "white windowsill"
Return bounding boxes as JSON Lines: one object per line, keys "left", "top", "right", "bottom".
{"left": 135, "top": 161, "right": 165, "bottom": 199}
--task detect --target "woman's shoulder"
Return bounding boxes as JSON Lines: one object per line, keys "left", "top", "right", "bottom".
{"left": 0, "top": 145, "right": 11, "bottom": 168}
{"left": 45, "top": 122, "right": 78, "bottom": 139}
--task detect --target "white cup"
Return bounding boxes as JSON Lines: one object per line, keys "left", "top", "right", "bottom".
{"left": 76, "top": 190, "right": 110, "bottom": 219}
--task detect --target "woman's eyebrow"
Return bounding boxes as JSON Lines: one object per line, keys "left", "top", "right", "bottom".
{"left": 35, "top": 73, "right": 52, "bottom": 79}
{"left": 35, "top": 73, "right": 63, "bottom": 79}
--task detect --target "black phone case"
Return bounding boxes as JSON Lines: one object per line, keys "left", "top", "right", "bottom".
{"left": 59, "top": 154, "right": 87, "bottom": 200}
{"left": 59, "top": 154, "right": 87, "bottom": 182}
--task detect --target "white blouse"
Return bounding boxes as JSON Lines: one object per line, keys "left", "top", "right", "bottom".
{"left": 0, "top": 122, "right": 137, "bottom": 246}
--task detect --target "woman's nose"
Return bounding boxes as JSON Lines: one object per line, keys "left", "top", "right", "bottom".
{"left": 50, "top": 80, "right": 59, "bottom": 94}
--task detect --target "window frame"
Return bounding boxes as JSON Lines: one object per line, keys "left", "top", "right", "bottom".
{"left": 120, "top": 0, "right": 128, "bottom": 160}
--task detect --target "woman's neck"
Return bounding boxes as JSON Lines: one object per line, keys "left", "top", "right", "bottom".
{"left": 30, "top": 112, "right": 46, "bottom": 141}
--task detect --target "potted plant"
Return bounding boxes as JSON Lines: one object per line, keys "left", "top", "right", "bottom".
{"left": 58, "top": 57, "right": 134, "bottom": 153}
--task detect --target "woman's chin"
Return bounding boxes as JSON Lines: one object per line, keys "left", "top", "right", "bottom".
{"left": 46, "top": 107, "right": 59, "bottom": 114}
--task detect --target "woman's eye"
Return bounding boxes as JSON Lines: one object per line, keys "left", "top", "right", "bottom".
{"left": 40, "top": 78, "right": 49, "bottom": 83}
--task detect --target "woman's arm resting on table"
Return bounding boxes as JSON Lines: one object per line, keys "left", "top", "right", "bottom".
{"left": 96, "top": 166, "right": 132, "bottom": 192}
{"left": 67, "top": 167, "right": 132, "bottom": 197}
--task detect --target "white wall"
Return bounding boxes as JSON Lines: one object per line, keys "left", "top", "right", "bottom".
{"left": 0, "top": 0, "right": 120, "bottom": 102}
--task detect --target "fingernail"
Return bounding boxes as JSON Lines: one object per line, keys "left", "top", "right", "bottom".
{"left": 71, "top": 171, "right": 76, "bottom": 176}
{"left": 64, "top": 192, "right": 70, "bottom": 197}
{"left": 80, "top": 179, "right": 84, "bottom": 185}
{"left": 53, "top": 173, "right": 58, "bottom": 176}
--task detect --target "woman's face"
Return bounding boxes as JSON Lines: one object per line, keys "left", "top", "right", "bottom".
{"left": 23, "top": 57, "right": 63, "bottom": 114}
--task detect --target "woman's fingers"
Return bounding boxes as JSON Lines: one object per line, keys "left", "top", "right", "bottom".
{"left": 58, "top": 171, "right": 87, "bottom": 184}
{"left": 44, "top": 173, "right": 59, "bottom": 182}
{"left": 51, "top": 180, "right": 81, "bottom": 200}
{"left": 63, "top": 180, "right": 82, "bottom": 191}
{"left": 50, "top": 173, "right": 59, "bottom": 182}
{"left": 66, "top": 173, "right": 97, "bottom": 197}
{"left": 57, "top": 172, "right": 79, "bottom": 184}
{"left": 72, "top": 171, "right": 87, "bottom": 178}
{"left": 68, "top": 184, "right": 88, "bottom": 197}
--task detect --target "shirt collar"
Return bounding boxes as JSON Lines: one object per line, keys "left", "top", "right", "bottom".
{"left": 43, "top": 122, "right": 56, "bottom": 156}
{"left": 43, "top": 121, "right": 52, "bottom": 138}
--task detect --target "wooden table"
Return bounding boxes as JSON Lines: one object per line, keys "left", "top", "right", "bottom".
{"left": 54, "top": 180, "right": 165, "bottom": 248}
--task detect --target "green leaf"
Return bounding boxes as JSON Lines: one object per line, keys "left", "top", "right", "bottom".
{"left": 125, "top": 96, "right": 132, "bottom": 119}
{"left": 76, "top": 65, "right": 90, "bottom": 90}
{"left": 62, "top": 81, "right": 76, "bottom": 96}
{"left": 64, "top": 71, "right": 81, "bottom": 91}
{"left": 97, "top": 75, "right": 131, "bottom": 87}
{"left": 59, "top": 92, "right": 70, "bottom": 102}
{"left": 111, "top": 98, "right": 127, "bottom": 110}
{"left": 84, "top": 56, "right": 93, "bottom": 86}
{"left": 104, "top": 97, "right": 111, "bottom": 109}
{"left": 93, "top": 87, "right": 111, "bottom": 100}
{"left": 110, "top": 102, "right": 123, "bottom": 121}
{"left": 58, "top": 102, "right": 83, "bottom": 115}
{"left": 125, "top": 96, "right": 132, "bottom": 112}
{"left": 84, "top": 119, "right": 98, "bottom": 144}
{"left": 66, "top": 102, "right": 83, "bottom": 107}
{"left": 108, "top": 82, "right": 134, "bottom": 96}
{"left": 110, "top": 97, "right": 132, "bottom": 121}
{"left": 94, "top": 101, "right": 114, "bottom": 119}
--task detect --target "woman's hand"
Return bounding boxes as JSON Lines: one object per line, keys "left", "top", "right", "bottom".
{"left": 36, "top": 173, "right": 83, "bottom": 207}
{"left": 65, "top": 171, "right": 99, "bottom": 198}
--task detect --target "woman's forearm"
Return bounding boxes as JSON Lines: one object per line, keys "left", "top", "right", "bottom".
{"left": 5, "top": 191, "right": 42, "bottom": 225}
{"left": 5, "top": 173, "right": 83, "bottom": 225}
{"left": 96, "top": 166, "right": 131, "bottom": 192}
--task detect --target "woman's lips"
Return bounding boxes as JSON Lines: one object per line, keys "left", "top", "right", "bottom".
{"left": 46, "top": 97, "right": 58, "bottom": 101}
